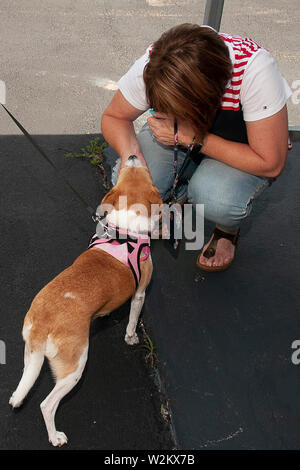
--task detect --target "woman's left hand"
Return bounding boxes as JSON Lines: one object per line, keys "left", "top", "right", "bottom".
{"left": 147, "top": 112, "right": 174, "bottom": 145}
{"left": 147, "top": 112, "right": 194, "bottom": 147}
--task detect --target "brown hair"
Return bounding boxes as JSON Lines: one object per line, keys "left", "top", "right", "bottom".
{"left": 143, "top": 23, "right": 232, "bottom": 141}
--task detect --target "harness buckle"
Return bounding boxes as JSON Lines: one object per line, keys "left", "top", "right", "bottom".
{"left": 92, "top": 212, "right": 106, "bottom": 224}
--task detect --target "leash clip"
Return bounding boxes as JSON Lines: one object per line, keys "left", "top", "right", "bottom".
{"left": 92, "top": 212, "right": 106, "bottom": 224}
{"left": 92, "top": 212, "right": 112, "bottom": 238}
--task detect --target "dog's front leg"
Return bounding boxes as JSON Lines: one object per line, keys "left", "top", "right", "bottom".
{"left": 125, "top": 256, "right": 152, "bottom": 346}
{"left": 125, "top": 290, "right": 146, "bottom": 345}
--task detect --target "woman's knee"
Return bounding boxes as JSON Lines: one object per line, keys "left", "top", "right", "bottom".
{"left": 188, "top": 183, "right": 238, "bottom": 228}
{"left": 188, "top": 161, "right": 272, "bottom": 229}
{"left": 187, "top": 167, "right": 251, "bottom": 229}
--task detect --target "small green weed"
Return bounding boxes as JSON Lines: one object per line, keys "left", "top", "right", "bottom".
{"left": 65, "top": 138, "right": 110, "bottom": 189}
{"left": 140, "top": 320, "right": 157, "bottom": 368}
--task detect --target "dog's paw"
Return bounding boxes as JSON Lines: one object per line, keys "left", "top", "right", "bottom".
{"left": 49, "top": 431, "right": 68, "bottom": 447}
{"left": 9, "top": 392, "right": 23, "bottom": 408}
{"left": 125, "top": 332, "right": 139, "bottom": 346}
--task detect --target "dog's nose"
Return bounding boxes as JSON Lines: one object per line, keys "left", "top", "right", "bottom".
{"left": 125, "top": 155, "right": 143, "bottom": 168}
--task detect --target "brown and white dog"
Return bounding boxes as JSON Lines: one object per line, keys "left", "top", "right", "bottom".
{"left": 9, "top": 156, "right": 162, "bottom": 447}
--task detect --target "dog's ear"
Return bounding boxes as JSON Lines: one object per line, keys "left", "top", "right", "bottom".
{"left": 101, "top": 187, "right": 116, "bottom": 205}
{"left": 100, "top": 187, "right": 118, "bottom": 213}
{"left": 144, "top": 187, "right": 163, "bottom": 220}
{"left": 150, "top": 186, "right": 163, "bottom": 206}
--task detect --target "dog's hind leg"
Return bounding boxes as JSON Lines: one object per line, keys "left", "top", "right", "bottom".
{"left": 9, "top": 323, "right": 45, "bottom": 408}
{"left": 40, "top": 342, "right": 88, "bottom": 447}
{"left": 9, "top": 346, "right": 45, "bottom": 408}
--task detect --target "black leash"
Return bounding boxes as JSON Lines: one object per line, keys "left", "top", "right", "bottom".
{"left": 164, "top": 120, "right": 204, "bottom": 253}
{"left": 1, "top": 103, "right": 97, "bottom": 219}
{"left": 168, "top": 120, "right": 201, "bottom": 204}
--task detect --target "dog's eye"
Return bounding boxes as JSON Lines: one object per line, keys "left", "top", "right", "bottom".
{"left": 136, "top": 210, "right": 141, "bottom": 216}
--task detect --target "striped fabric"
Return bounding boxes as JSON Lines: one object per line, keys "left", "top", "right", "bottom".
{"left": 148, "top": 33, "right": 261, "bottom": 112}
{"left": 219, "top": 33, "right": 261, "bottom": 111}
{"left": 147, "top": 33, "right": 292, "bottom": 150}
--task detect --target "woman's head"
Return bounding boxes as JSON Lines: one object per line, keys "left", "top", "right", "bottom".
{"left": 143, "top": 23, "right": 232, "bottom": 141}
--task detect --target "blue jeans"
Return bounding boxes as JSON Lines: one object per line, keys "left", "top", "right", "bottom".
{"left": 111, "top": 123, "right": 274, "bottom": 231}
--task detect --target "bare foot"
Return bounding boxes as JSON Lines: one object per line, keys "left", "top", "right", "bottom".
{"left": 198, "top": 226, "right": 238, "bottom": 269}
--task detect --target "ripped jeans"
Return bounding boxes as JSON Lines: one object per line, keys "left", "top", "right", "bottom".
{"left": 110, "top": 123, "right": 275, "bottom": 231}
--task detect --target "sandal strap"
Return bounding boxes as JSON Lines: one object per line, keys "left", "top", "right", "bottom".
{"left": 213, "top": 227, "right": 240, "bottom": 246}
{"left": 203, "top": 227, "right": 240, "bottom": 260}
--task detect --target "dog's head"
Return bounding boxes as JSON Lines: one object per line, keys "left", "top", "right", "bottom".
{"left": 100, "top": 156, "right": 162, "bottom": 233}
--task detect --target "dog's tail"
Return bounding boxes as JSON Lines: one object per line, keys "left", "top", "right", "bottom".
{"left": 9, "top": 316, "right": 46, "bottom": 408}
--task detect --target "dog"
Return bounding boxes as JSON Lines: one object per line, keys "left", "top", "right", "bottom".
{"left": 9, "top": 156, "right": 162, "bottom": 447}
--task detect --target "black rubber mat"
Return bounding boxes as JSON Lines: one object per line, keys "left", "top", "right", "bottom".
{"left": 0, "top": 134, "right": 174, "bottom": 450}
{"left": 143, "top": 140, "right": 300, "bottom": 449}
{"left": 1, "top": 133, "right": 299, "bottom": 450}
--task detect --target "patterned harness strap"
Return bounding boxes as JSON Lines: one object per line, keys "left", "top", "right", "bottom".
{"left": 88, "top": 225, "right": 150, "bottom": 288}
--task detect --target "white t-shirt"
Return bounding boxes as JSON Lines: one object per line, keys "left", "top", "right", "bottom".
{"left": 117, "top": 31, "right": 292, "bottom": 123}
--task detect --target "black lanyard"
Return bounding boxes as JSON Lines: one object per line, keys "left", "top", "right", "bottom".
{"left": 168, "top": 120, "right": 196, "bottom": 204}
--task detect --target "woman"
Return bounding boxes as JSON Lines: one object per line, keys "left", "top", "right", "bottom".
{"left": 101, "top": 23, "right": 291, "bottom": 271}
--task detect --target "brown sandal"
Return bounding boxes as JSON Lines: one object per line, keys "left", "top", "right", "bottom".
{"left": 196, "top": 227, "right": 240, "bottom": 272}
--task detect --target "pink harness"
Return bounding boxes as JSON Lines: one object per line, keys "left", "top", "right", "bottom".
{"left": 88, "top": 224, "right": 150, "bottom": 287}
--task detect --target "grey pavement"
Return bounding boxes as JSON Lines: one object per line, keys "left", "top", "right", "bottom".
{"left": 0, "top": 0, "right": 299, "bottom": 137}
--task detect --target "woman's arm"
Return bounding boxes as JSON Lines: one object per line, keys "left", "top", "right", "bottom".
{"left": 148, "top": 105, "right": 289, "bottom": 178}
{"left": 101, "top": 90, "right": 147, "bottom": 167}
{"left": 201, "top": 105, "right": 289, "bottom": 178}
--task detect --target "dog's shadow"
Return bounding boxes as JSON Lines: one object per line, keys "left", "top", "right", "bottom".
{"left": 90, "top": 300, "right": 132, "bottom": 337}
{"left": 59, "top": 300, "right": 140, "bottom": 409}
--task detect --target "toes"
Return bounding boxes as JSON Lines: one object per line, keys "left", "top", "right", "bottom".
{"left": 210, "top": 256, "right": 219, "bottom": 267}
{"left": 198, "top": 234, "right": 236, "bottom": 269}
{"left": 200, "top": 253, "right": 211, "bottom": 266}
{"left": 50, "top": 431, "right": 68, "bottom": 447}
{"left": 9, "top": 393, "right": 23, "bottom": 408}
{"left": 125, "top": 333, "right": 139, "bottom": 346}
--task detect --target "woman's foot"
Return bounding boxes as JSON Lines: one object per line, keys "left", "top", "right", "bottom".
{"left": 197, "top": 226, "right": 240, "bottom": 271}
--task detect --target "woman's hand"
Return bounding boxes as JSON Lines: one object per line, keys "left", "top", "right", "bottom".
{"left": 147, "top": 112, "right": 195, "bottom": 147}
{"left": 147, "top": 112, "right": 174, "bottom": 145}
